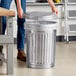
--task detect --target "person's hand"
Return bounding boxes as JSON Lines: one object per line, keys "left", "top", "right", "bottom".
{"left": 17, "top": 7, "right": 23, "bottom": 18}
{"left": 51, "top": 5, "right": 58, "bottom": 15}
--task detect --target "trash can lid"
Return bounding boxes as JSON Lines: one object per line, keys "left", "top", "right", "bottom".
{"left": 24, "top": 12, "right": 57, "bottom": 20}
{"left": 25, "top": 21, "right": 57, "bottom": 31}
{"left": 38, "top": 14, "right": 58, "bottom": 22}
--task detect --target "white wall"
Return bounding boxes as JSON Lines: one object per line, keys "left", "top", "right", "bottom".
{"left": 10, "top": 0, "right": 17, "bottom": 38}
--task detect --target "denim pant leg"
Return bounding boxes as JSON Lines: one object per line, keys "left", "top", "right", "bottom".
{"left": 0, "top": 0, "right": 12, "bottom": 34}
{"left": 15, "top": 0, "right": 26, "bottom": 50}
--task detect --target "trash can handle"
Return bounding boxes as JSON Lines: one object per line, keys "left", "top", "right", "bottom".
{"left": 23, "top": 13, "right": 29, "bottom": 18}
{"left": 27, "top": 30, "right": 34, "bottom": 37}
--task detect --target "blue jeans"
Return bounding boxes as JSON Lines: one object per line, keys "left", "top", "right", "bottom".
{"left": 0, "top": 0, "right": 26, "bottom": 51}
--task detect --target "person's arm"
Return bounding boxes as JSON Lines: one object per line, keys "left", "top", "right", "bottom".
{"left": 48, "top": 0, "right": 58, "bottom": 14}
{"left": 16, "top": 0, "right": 23, "bottom": 18}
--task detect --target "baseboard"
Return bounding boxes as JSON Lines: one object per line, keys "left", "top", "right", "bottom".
{"left": 14, "top": 36, "right": 76, "bottom": 44}
{"left": 56, "top": 36, "right": 76, "bottom": 42}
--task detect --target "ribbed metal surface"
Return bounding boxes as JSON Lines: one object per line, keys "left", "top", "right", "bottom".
{"left": 26, "top": 30, "right": 55, "bottom": 68}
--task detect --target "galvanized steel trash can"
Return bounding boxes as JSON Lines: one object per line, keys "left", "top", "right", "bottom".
{"left": 25, "top": 20, "right": 57, "bottom": 69}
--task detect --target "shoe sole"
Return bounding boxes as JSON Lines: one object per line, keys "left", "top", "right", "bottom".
{"left": 17, "top": 57, "right": 26, "bottom": 62}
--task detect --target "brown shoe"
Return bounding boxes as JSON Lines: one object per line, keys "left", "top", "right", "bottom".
{"left": 17, "top": 50, "right": 26, "bottom": 62}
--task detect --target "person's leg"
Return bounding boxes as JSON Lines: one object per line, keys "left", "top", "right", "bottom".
{"left": 15, "top": 0, "right": 26, "bottom": 61}
{"left": 1, "top": 0, "right": 12, "bottom": 34}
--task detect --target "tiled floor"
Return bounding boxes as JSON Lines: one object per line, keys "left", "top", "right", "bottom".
{"left": 0, "top": 41, "right": 76, "bottom": 76}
